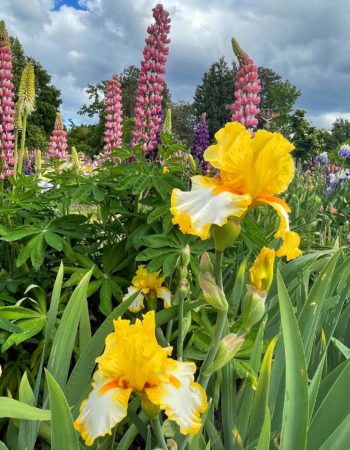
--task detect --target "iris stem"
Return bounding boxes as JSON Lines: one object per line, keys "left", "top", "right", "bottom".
{"left": 177, "top": 286, "right": 186, "bottom": 361}
{"left": 198, "top": 250, "right": 227, "bottom": 389}
{"left": 150, "top": 416, "right": 167, "bottom": 450}
{"left": 116, "top": 411, "right": 148, "bottom": 450}
{"left": 222, "top": 341, "right": 234, "bottom": 449}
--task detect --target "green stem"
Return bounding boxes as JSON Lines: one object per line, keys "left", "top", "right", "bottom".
{"left": 177, "top": 286, "right": 186, "bottom": 361}
{"left": 222, "top": 353, "right": 234, "bottom": 449}
{"left": 13, "top": 128, "right": 19, "bottom": 178}
{"left": 17, "top": 111, "right": 28, "bottom": 175}
{"left": 116, "top": 412, "right": 148, "bottom": 450}
{"left": 166, "top": 318, "right": 173, "bottom": 343}
{"left": 150, "top": 416, "right": 167, "bottom": 450}
{"left": 198, "top": 249, "right": 227, "bottom": 389}
{"left": 214, "top": 250, "right": 223, "bottom": 289}
{"left": 0, "top": 179, "right": 3, "bottom": 207}
{"left": 197, "top": 310, "right": 227, "bottom": 390}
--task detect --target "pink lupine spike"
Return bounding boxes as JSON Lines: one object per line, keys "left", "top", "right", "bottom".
{"left": 0, "top": 22, "right": 15, "bottom": 178}
{"left": 132, "top": 4, "right": 171, "bottom": 152}
{"left": 102, "top": 74, "right": 123, "bottom": 161}
{"left": 231, "top": 38, "right": 261, "bottom": 134}
{"left": 48, "top": 112, "right": 68, "bottom": 160}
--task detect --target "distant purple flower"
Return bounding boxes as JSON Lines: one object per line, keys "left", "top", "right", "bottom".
{"left": 315, "top": 151, "right": 329, "bottom": 165}
{"left": 191, "top": 113, "right": 210, "bottom": 173}
{"left": 326, "top": 168, "right": 350, "bottom": 191}
{"left": 338, "top": 144, "right": 350, "bottom": 159}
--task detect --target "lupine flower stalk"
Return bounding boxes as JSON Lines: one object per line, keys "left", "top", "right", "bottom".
{"left": 34, "top": 149, "right": 41, "bottom": 175}
{"left": 48, "top": 112, "right": 68, "bottom": 159}
{"left": 0, "top": 21, "right": 15, "bottom": 179}
{"left": 102, "top": 74, "right": 123, "bottom": 161}
{"left": 231, "top": 38, "right": 261, "bottom": 133}
{"left": 191, "top": 113, "right": 210, "bottom": 173}
{"left": 162, "top": 108, "right": 172, "bottom": 134}
{"left": 17, "top": 62, "right": 35, "bottom": 174}
{"left": 132, "top": 4, "right": 171, "bottom": 152}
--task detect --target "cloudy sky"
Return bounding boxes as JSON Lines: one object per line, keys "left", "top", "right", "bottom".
{"left": 2, "top": 0, "right": 350, "bottom": 128}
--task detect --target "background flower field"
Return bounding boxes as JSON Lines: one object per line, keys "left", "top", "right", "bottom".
{"left": 0, "top": 3, "right": 349, "bottom": 450}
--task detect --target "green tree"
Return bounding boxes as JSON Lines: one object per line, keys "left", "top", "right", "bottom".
{"left": 287, "top": 109, "right": 326, "bottom": 158}
{"left": 79, "top": 65, "right": 171, "bottom": 120}
{"left": 193, "top": 58, "right": 301, "bottom": 138}
{"left": 331, "top": 118, "right": 350, "bottom": 145}
{"left": 193, "top": 57, "right": 236, "bottom": 138}
{"left": 67, "top": 120, "right": 103, "bottom": 156}
{"left": 258, "top": 67, "right": 301, "bottom": 132}
{"left": 10, "top": 36, "right": 62, "bottom": 149}
{"left": 77, "top": 65, "right": 171, "bottom": 150}
{"left": 171, "top": 101, "right": 196, "bottom": 147}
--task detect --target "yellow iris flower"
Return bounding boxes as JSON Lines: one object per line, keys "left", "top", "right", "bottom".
{"left": 74, "top": 311, "right": 207, "bottom": 446}
{"left": 249, "top": 247, "right": 275, "bottom": 293}
{"left": 171, "top": 122, "right": 302, "bottom": 260}
{"left": 122, "top": 265, "right": 172, "bottom": 313}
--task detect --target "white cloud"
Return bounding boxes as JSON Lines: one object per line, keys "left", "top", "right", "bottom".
{"left": 1, "top": 0, "right": 350, "bottom": 128}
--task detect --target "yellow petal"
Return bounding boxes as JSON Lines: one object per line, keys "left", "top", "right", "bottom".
{"left": 204, "top": 122, "right": 295, "bottom": 200}
{"left": 249, "top": 247, "right": 275, "bottom": 292}
{"left": 74, "top": 371, "right": 132, "bottom": 446}
{"left": 264, "top": 199, "right": 302, "bottom": 261}
{"left": 123, "top": 286, "right": 145, "bottom": 313}
{"left": 204, "top": 122, "right": 251, "bottom": 170}
{"left": 145, "top": 359, "right": 207, "bottom": 435}
{"left": 170, "top": 176, "right": 251, "bottom": 239}
{"left": 97, "top": 311, "right": 172, "bottom": 392}
{"left": 276, "top": 231, "right": 302, "bottom": 261}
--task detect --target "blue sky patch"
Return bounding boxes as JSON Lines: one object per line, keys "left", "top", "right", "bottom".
{"left": 53, "top": 0, "right": 87, "bottom": 12}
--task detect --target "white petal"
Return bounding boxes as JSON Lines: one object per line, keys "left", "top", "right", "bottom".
{"left": 123, "top": 286, "right": 145, "bottom": 313}
{"left": 156, "top": 287, "right": 172, "bottom": 308}
{"left": 171, "top": 176, "right": 251, "bottom": 239}
{"left": 145, "top": 360, "right": 207, "bottom": 435}
{"left": 74, "top": 371, "right": 132, "bottom": 446}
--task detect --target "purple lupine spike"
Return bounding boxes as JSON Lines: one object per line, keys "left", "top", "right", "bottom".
{"left": 0, "top": 23, "right": 15, "bottom": 179}
{"left": 48, "top": 112, "right": 68, "bottom": 160}
{"left": 132, "top": 4, "right": 171, "bottom": 153}
{"left": 191, "top": 113, "right": 210, "bottom": 173}
{"left": 102, "top": 74, "right": 123, "bottom": 161}
{"left": 231, "top": 38, "right": 261, "bottom": 133}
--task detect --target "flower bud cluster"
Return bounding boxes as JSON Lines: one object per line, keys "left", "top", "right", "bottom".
{"left": 132, "top": 4, "right": 171, "bottom": 152}
{"left": 231, "top": 38, "right": 261, "bottom": 132}
{"left": 243, "top": 247, "right": 275, "bottom": 331}
{"left": 48, "top": 112, "right": 68, "bottom": 160}
{"left": 102, "top": 74, "right": 123, "bottom": 161}
{"left": 199, "top": 253, "right": 228, "bottom": 312}
{"left": 0, "top": 23, "right": 15, "bottom": 178}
